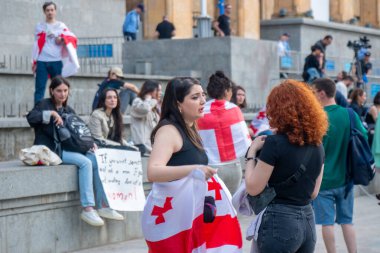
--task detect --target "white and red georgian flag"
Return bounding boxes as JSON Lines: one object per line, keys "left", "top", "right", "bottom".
{"left": 197, "top": 99, "right": 251, "bottom": 165}
{"left": 249, "top": 106, "right": 270, "bottom": 137}
{"left": 142, "top": 169, "right": 242, "bottom": 253}
{"left": 32, "top": 22, "right": 80, "bottom": 77}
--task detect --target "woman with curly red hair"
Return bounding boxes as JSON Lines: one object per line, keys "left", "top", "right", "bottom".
{"left": 245, "top": 80, "right": 328, "bottom": 253}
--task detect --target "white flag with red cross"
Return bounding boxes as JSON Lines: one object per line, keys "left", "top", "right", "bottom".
{"left": 249, "top": 106, "right": 270, "bottom": 137}
{"left": 142, "top": 170, "right": 242, "bottom": 253}
{"left": 32, "top": 22, "right": 79, "bottom": 77}
{"left": 197, "top": 99, "right": 251, "bottom": 165}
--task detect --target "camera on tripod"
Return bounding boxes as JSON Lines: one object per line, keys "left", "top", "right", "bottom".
{"left": 347, "top": 36, "right": 371, "bottom": 52}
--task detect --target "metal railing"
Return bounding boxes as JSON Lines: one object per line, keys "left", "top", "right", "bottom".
{"left": 0, "top": 36, "right": 124, "bottom": 75}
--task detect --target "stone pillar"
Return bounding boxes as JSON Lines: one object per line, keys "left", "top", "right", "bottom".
{"left": 360, "top": 0, "right": 380, "bottom": 28}
{"left": 165, "top": 0, "right": 194, "bottom": 38}
{"left": 237, "top": 0, "right": 260, "bottom": 39}
{"left": 260, "top": 0, "right": 275, "bottom": 20}
{"left": 330, "top": 0, "right": 355, "bottom": 23}
{"left": 143, "top": 0, "right": 166, "bottom": 39}
{"left": 273, "top": 0, "right": 311, "bottom": 17}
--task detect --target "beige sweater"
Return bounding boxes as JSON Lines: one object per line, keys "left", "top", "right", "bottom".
{"left": 130, "top": 97, "right": 160, "bottom": 152}
{"left": 88, "top": 108, "right": 125, "bottom": 146}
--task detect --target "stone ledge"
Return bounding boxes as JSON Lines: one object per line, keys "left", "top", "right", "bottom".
{"left": 261, "top": 18, "right": 380, "bottom": 36}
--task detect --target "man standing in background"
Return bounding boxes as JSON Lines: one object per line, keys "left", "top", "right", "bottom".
{"left": 123, "top": 4, "right": 144, "bottom": 41}
{"left": 155, "top": 16, "right": 176, "bottom": 39}
{"left": 213, "top": 3, "right": 232, "bottom": 37}
{"left": 32, "top": 1, "right": 79, "bottom": 104}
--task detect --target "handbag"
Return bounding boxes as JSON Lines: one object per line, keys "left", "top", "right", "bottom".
{"left": 247, "top": 146, "right": 313, "bottom": 215}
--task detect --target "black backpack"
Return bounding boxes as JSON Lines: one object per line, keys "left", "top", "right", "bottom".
{"left": 59, "top": 113, "right": 94, "bottom": 154}
{"left": 346, "top": 108, "right": 376, "bottom": 186}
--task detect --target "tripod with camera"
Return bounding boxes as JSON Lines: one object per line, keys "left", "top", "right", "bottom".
{"left": 347, "top": 36, "right": 371, "bottom": 89}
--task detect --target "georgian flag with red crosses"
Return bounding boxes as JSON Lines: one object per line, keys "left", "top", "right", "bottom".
{"left": 197, "top": 99, "right": 251, "bottom": 165}
{"left": 142, "top": 169, "right": 242, "bottom": 253}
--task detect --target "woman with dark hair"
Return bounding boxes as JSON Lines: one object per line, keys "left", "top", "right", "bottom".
{"left": 130, "top": 80, "right": 161, "bottom": 156}
{"left": 365, "top": 92, "right": 380, "bottom": 147}
{"left": 88, "top": 88, "right": 137, "bottom": 150}
{"left": 27, "top": 77, "right": 124, "bottom": 227}
{"left": 197, "top": 71, "right": 251, "bottom": 194}
{"left": 349, "top": 88, "right": 368, "bottom": 120}
{"left": 231, "top": 85, "right": 247, "bottom": 111}
{"left": 142, "top": 77, "right": 223, "bottom": 252}
{"left": 245, "top": 80, "right": 327, "bottom": 252}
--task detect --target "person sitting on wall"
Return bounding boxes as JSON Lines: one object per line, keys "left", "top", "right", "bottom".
{"left": 130, "top": 80, "right": 162, "bottom": 156}
{"left": 27, "top": 77, "right": 124, "bottom": 226}
{"left": 88, "top": 88, "right": 138, "bottom": 151}
{"left": 92, "top": 67, "right": 139, "bottom": 114}
{"left": 302, "top": 46, "right": 323, "bottom": 83}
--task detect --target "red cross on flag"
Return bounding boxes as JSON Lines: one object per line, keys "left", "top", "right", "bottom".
{"left": 197, "top": 99, "right": 251, "bottom": 165}
{"left": 142, "top": 170, "right": 242, "bottom": 253}
{"left": 32, "top": 22, "right": 80, "bottom": 78}
{"left": 249, "top": 106, "right": 270, "bottom": 137}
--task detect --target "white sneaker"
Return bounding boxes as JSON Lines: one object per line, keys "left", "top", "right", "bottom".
{"left": 97, "top": 208, "right": 124, "bottom": 221}
{"left": 80, "top": 210, "right": 105, "bottom": 226}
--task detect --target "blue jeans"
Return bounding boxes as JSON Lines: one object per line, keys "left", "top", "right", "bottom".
{"left": 312, "top": 185, "right": 354, "bottom": 225}
{"left": 123, "top": 32, "right": 136, "bottom": 41}
{"left": 62, "top": 150, "right": 108, "bottom": 208}
{"left": 35, "top": 61, "right": 63, "bottom": 104}
{"left": 119, "top": 88, "right": 137, "bottom": 114}
{"left": 306, "top": 67, "right": 322, "bottom": 83}
{"left": 258, "top": 203, "right": 316, "bottom": 253}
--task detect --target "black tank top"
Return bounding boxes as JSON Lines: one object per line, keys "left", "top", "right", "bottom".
{"left": 162, "top": 120, "right": 208, "bottom": 166}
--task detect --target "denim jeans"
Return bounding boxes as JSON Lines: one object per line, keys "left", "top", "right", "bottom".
{"left": 306, "top": 67, "right": 322, "bottom": 83}
{"left": 34, "top": 61, "right": 63, "bottom": 104}
{"left": 62, "top": 150, "right": 109, "bottom": 208}
{"left": 119, "top": 88, "right": 137, "bottom": 114}
{"left": 257, "top": 203, "right": 316, "bottom": 253}
{"left": 123, "top": 32, "right": 136, "bottom": 41}
{"left": 313, "top": 185, "right": 354, "bottom": 225}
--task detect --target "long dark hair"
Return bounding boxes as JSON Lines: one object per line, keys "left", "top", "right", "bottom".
{"left": 207, "top": 71, "right": 233, "bottom": 99}
{"left": 96, "top": 88, "right": 123, "bottom": 144}
{"left": 350, "top": 88, "right": 365, "bottom": 105}
{"left": 49, "top": 76, "right": 70, "bottom": 107}
{"left": 231, "top": 85, "right": 247, "bottom": 109}
{"left": 138, "top": 80, "right": 160, "bottom": 100}
{"left": 151, "top": 77, "right": 204, "bottom": 150}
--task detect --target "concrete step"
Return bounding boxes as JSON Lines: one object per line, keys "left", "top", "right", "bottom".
{"left": 71, "top": 195, "right": 380, "bottom": 253}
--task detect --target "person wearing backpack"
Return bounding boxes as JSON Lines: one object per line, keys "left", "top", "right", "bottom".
{"left": 311, "top": 78, "right": 368, "bottom": 253}
{"left": 92, "top": 67, "right": 139, "bottom": 113}
{"left": 27, "top": 76, "right": 124, "bottom": 227}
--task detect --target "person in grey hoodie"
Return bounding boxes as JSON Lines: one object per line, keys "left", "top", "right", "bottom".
{"left": 130, "top": 80, "right": 161, "bottom": 156}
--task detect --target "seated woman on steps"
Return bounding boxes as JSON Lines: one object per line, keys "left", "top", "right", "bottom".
{"left": 27, "top": 76, "right": 124, "bottom": 227}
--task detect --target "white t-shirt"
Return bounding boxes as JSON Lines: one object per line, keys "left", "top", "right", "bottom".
{"left": 336, "top": 81, "right": 348, "bottom": 99}
{"left": 37, "top": 22, "right": 63, "bottom": 62}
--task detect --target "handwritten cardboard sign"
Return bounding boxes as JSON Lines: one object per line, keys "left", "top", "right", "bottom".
{"left": 95, "top": 148, "right": 146, "bottom": 211}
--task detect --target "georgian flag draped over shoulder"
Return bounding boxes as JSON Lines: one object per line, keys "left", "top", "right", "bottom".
{"left": 197, "top": 99, "right": 251, "bottom": 165}
{"left": 32, "top": 22, "right": 80, "bottom": 77}
{"left": 249, "top": 106, "right": 270, "bottom": 137}
{"left": 142, "top": 170, "right": 242, "bottom": 253}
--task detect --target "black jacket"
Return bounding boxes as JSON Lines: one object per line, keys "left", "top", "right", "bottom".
{"left": 27, "top": 98, "right": 75, "bottom": 157}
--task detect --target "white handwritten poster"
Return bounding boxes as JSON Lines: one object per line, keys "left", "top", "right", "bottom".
{"left": 95, "top": 148, "right": 146, "bottom": 211}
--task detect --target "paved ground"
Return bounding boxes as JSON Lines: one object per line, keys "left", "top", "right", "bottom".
{"left": 73, "top": 195, "right": 380, "bottom": 253}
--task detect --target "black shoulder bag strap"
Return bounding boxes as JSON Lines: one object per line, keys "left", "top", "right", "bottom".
{"left": 274, "top": 146, "right": 314, "bottom": 191}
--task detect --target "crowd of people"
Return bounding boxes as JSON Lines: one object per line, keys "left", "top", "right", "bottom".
{"left": 26, "top": 1, "right": 380, "bottom": 253}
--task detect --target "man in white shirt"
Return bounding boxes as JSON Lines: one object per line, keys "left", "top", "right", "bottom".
{"left": 32, "top": 2, "right": 65, "bottom": 104}
{"left": 277, "top": 33, "right": 291, "bottom": 57}
{"left": 336, "top": 75, "right": 354, "bottom": 99}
